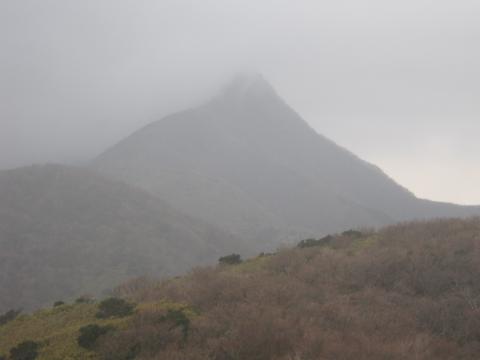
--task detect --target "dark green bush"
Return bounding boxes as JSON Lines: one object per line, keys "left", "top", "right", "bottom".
{"left": 10, "top": 340, "right": 39, "bottom": 360}
{"left": 77, "top": 324, "right": 112, "bottom": 349}
{"left": 96, "top": 297, "right": 135, "bottom": 319}
{"left": 297, "top": 235, "right": 333, "bottom": 248}
{"left": 53, "top": 301, "right": 65, "bottom": 307}
{"left": 0, "top": 309, "right": 21, "bottom": 326}
{"left": 218, "top": 253, "right": 242, "bottom": 265}
{"left": 161, "top": 309, "right": 190, "bottom": 340}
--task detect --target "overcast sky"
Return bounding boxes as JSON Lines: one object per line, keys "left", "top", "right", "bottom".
{"left": 1, "top": 0, "right": 479, "bottom": 204}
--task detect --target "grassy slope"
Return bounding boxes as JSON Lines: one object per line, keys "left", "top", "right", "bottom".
{"left": 0, "top": 303, "right": 125, "bottom": 360}
{"left": 0, "top": 301, "right": 196, "bottom": 360}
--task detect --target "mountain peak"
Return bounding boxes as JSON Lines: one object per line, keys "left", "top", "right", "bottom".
{"left": 220, "top": 73, "right": 278, "bottom": 101}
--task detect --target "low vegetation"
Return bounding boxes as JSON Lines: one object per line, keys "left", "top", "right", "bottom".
{"left": 0, "top": 310, "right": 21, "bottom": 326}
{"left": 95, "top": 298, "right": 135, "bottom": 319}
{"left": 2, "top": 218, "right": 480, "bottom": 359}
{"left": 0, "top": 301, "right": 133, "bottom": 360}
{"left": 218, "top": 253, "right": 243, "bottom": 265}
{"left": 296, "top": 234, "right": 334, "bottom": 248}
{"left": 9, "top": 340, "right": 39, "bottom": 360}
{"left": 77, "top": 324, "right": 113, "bottom": 349}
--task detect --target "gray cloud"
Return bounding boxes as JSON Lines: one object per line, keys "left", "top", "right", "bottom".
{"left": 1, "top": 0, "right": 479, "bottom": 203}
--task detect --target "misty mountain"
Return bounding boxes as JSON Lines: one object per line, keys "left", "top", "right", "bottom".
{"left": 92, "top": 74, "right": 480, "bottom": 246}
{"left": 0, "top": 164, "right": 240, "bottom": 312}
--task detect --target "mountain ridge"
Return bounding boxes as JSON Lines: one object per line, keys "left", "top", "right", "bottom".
{"left": 92, "top": 75, "right": 480, "bottom": 245}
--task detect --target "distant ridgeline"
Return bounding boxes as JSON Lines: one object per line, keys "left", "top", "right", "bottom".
{"left": 0, "top": 165, "right": 242, "bottom": 313}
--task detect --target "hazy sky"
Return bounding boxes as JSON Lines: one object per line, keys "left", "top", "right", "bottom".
{"left": 1, "top": 0, "right": 479, "bottom": 204}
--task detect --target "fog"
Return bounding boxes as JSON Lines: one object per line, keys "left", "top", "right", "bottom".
{"left": 1, "top": 0, "right": 479, "bottom": 204}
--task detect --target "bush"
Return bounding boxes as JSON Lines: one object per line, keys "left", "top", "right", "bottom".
{"left": 96, "top": 297, "right": 135, "bottom": 319}
{"left": 53, "top": 301, "right": 65, "bottom": 307}
{"left": 297, "top": 235, "right": 333, "bottom": 248}
{"left": 161, "top": 309, "right": 190, "bottom": 340}
{"left": 9, "top": 340, "right": 39, "bottom": 360}
{"left": 77, "top": 324, "right": 112, "bottom": 349}
{"left": 0, "top": 309, "right": 21, "bottom": 326}
{"left": 218, "top": 253, "right": 242, "bottom": 265}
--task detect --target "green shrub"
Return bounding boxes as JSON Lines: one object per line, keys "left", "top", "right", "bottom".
{"left": 218, "top": 253, "right": 242, "bottom": 265}
{"left": 53, "top": 301, "right": 65, "bottom": 307}
{"left": 297, "top": 235, "right": 333, "bottom": 248}
{"left": 10, "top": 340, "right": 39, "bottom": 360}
{"left": 297, "top": 238, "right": 318, "bottom": 248}
{"left": 96, "top": 297, "right": 135, "bottom": 319}
{"left": 77, "top": 324, "right": 112, "bottom": 349}
{"left": 161, "top": 309, "right": 190, "bottom": 340}
{"left": 0, "top": 309, "right": 21, "bottom": 326}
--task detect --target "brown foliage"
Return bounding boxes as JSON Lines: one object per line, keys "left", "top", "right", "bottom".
{"left": 102, "top": 218, "right": 480, "bottom": 359}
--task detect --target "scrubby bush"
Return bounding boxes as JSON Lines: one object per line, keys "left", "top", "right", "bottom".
{"left": 97, "top": 307, "right": 192, "bottom": 360}
{"left": 0, "top": 309, "right": 21, "bottom": 326}
{"left": 161, "top": 309, "right": 190, "bottom": 340}
{"left": 9, "top": 340, "right": 39, "bottom": 360}
{"left": 96, "top": 297, "right": 135, "bottom": 319}
{"left": 77, "top": 324, "right": 112, "bottom": 349}
{"left": 218, "top": 253, "right": 242, "bottom": 265}
{"left": 297, "top": 235, "right": 333, "bottom": 248}
{"left": 53, "top": 301, "right": 65, "bottom": 307}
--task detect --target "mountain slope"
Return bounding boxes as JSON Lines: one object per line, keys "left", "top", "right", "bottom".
{"left": 0, "top": 164, "right": 241, "bottom": 312}
{"left": 92, "top": 74, "right": 480, "bottom": 245}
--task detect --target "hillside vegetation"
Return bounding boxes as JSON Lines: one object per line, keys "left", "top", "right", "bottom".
{"left": 0, "top": 302, "right": 129, "bottom": 360}
{"left": 0, "top": 164, "right": 241, "bottom": 312}
{"left": 2, "top": 218, "right": 480, "bottom": 359}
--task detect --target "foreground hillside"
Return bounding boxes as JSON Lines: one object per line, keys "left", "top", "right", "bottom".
{"left": 2, "top": 218, "right": 480, "bottom": 359}
{"left": 0, "top": 164, "right": 241, "bottom": 312}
